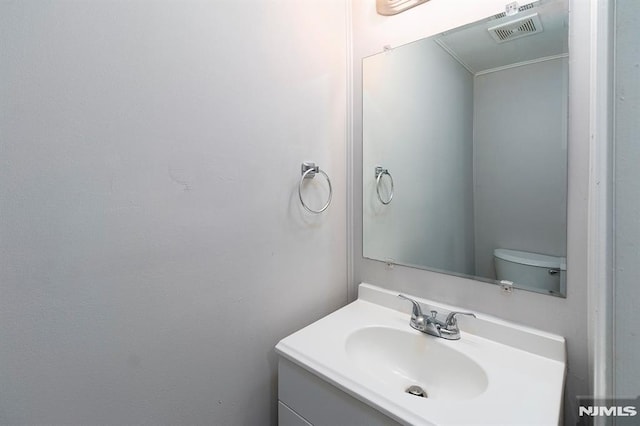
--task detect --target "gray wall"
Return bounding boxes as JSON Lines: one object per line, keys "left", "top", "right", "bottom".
{"left": 0, "top": 1, "right": 347, "bottom": 424}
{"left": 473, "top": 58, "right": 568, "bottom": 278}
{"left": 362, "top": 39, "right": 474, "bottom": 274}
{"left": 614, "top": 0, "right": 640, "bottom": 399}
{"left": 351, "top": 1, "right": 589, "bottom": 424}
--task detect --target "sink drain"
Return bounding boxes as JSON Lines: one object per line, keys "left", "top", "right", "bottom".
{"left": 405, "top": 385, "right": 428, "bottom": 398}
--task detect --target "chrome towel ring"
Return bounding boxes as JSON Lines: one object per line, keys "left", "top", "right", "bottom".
{"left": 299, "top": 162, "right": 332, "bottom": 214}
{"left": 375, "top": 166, "right": 394, "bottom": 205}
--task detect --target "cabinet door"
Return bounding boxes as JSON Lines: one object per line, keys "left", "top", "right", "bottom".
{"left": 278, "top": 358, "right": 401, "bottom": 426}
{"left": 279, "top": 401, "right": 312, "bottom": 426}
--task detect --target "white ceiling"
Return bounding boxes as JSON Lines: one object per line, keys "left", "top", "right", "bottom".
{"left": 433, "top": 0, "right": 568, "bottom": 75}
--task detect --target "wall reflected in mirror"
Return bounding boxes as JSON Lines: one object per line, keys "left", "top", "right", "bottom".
{"left": 363, "top": 0, "right": 568, "bottom": 297}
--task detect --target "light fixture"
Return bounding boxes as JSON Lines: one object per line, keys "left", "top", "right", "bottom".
{"left": 376, "top": 0, "right": 430, "bottom": 16}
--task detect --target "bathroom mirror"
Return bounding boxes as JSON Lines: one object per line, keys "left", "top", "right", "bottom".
{"left": 362, "top": 0, "right": 568, "bottom": 297}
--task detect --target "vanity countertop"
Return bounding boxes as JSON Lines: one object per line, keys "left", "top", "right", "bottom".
{"left": 276, "top": 283, "right": 566, "bottom": 426}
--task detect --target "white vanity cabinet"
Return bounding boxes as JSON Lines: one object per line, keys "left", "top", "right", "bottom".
{"left": 278, "top": 357, "right": 400, "bottom": 426}
{"left": 275, "top": 284, "right": 566, "bottom": 426}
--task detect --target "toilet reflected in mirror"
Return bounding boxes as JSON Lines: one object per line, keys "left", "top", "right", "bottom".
{"left": 494, "top": 249, "right": 566, "bottom": 296}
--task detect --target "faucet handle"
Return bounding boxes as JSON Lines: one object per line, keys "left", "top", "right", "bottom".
{"left": 397, "top": 294, "right": 423, "bottom": 319}
{"left": 444, "top": 311, "right": 476, "bottom": 326}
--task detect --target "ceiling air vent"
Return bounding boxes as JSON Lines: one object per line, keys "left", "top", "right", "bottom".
{"left": 488, "top": 13, "right": 544, "bottom": 43}
{"left": 493, "top": 2, "right": 540, "bottom": 20}
{"left": 518, "top": 3, "right": 536, "bottom": 11}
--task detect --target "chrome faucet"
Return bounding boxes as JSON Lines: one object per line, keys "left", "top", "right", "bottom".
{"left": 398, "top": 294, "right": 476, "bottom": 340}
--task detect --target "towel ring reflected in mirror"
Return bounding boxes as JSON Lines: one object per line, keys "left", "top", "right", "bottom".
{"left": 375, "top": 166, "right": 394, "bottom": 205}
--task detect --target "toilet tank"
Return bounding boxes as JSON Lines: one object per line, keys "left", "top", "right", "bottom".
{"left": 493, "top": 249, "right": 566, "bottom": 295}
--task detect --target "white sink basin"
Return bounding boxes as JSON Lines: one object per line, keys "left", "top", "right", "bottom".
{"left": 345, "top": 326, "right": 488, "bottom": 400}
{"left": 276, "top": 283, "right": 566, "bottom": 425}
